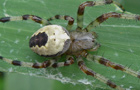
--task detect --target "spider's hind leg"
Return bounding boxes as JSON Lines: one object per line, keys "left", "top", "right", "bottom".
{"left": 77, "top": 57, "right": 125, "bottom": 90}
{"left": 0, "top": 56, "right": 74, "bottom": 68}
{"left": 87, "top": 54, "right": 140, "bottom": 79}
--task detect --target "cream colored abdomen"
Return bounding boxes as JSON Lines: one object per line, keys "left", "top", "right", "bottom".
{"left": 30, "top": 25, "right": 70, "bottom": 57}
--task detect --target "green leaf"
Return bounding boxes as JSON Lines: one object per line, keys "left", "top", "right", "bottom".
{"left": 0, "top": 0, "right": 140, "bottom": 90}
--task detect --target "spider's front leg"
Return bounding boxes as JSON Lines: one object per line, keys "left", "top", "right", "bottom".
{"left": 76, "top": 0, "right": 125, "bottom": 30}
{"left": 0, "top": 15, "right": 51, "bottom": 25}
{"left": 0, "top": 56, "right": 74, "bottom": 68}
{"left": 84, "top": 12, "right": 140, "bottom": 32}
{"left": 47, "top": 15, "right": 74, "bottom": 30}
{"left": 77, "top": 57, "right": 125, "bottom": 90}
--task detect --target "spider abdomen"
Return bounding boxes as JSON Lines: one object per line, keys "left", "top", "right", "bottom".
{"left": 67, "top": 31, "right": 95, "bottom": 54}
{"left": 29, "top": 25, "right": 71, "bottom": 57}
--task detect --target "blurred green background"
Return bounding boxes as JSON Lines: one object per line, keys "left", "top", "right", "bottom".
{"left": 123, "top": 0, "right": 140, "bottom": 14}
{"left": 0, "top": 0, "right": 140, "bottom": 90}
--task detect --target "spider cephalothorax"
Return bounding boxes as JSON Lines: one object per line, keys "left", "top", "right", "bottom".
{"left": 0, "top": 0, "right": 140, "bottom": 90}
{"left": 67, "top": 30, "right": 96, "bottom": 56}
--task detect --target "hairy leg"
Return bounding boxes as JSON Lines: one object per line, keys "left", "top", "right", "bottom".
{"left": 76, "top": 0, "right": 125, "bottom": 30}
{"left": 0, "top": 15, "right": 51, "bottom": 25}
{"left": 0, "top": 56, "right": 74, "bottom": 68}
{"left": 47, "top": 15, "right": 74, "bottom": 30}
{"left": 84, "top": 12, "right": 140, "bottom": 32}
{"left": 77, "top": 57, "right": 124, "bottom": 90}
{"left": 87, "top": 54, "right": 140, "bottom": 79}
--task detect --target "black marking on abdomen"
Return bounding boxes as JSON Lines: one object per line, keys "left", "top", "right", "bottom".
{"left": 29, "top": 32, "right": 48, "bottom": 47}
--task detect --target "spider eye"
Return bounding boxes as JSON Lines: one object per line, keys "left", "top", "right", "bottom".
{"left": 29, "top": 25, "right": 71, "bottom": 57}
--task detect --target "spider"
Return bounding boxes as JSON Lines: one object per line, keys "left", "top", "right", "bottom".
{"left": 0, "top": 0, "right": 140, "bottom": 90}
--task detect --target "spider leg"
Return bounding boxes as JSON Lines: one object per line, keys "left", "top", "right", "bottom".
{"left": 47, "top": 15, "right": 74, "bottom": 30}
{"left": 76, "top": 0, "right": 125, "bottom": 30}
{"left": 0, "top": 15, "right": 51, "bottom": 25}
{"left": 84, "top": 12, "right": 140, "bottom": 32}
{"left": 77, "top": 57, "right": 124, "bottom": 90}
{"left": 0, "top": 56, "right": 74, "bottom": 68}
{"left": 87, "top": 54, "right": 140, "bottom": 79}
{"left": 113, "top": 1, "right": 125, "bottom": 12}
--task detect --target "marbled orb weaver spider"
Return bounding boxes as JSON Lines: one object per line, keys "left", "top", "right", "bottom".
{"left": 0, "top": 0, "right": 140, "bottom": 90}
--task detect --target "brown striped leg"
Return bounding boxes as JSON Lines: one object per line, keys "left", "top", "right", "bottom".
{"left": 87, "top": 54, "right": 140, "bottom": 79}
{"left": 76, "top": 0, "right": 125, "bottom": 30}
{"left": 0, "top": 56, "right": 74, "bottom": 68}
{"left": 84, "top": 12, "right": 140, "bottom": 32}
{"left": 47, "top": 15, "right": 74, "bottom": 30}
{"left": 113, "top": 1, "right": 125, "bottom": 11}
{"left": 0, "top": 15, "right": 51, "bottom": 25}
{"left": 77, "top": 57, "right": 124, "bottom": 90}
